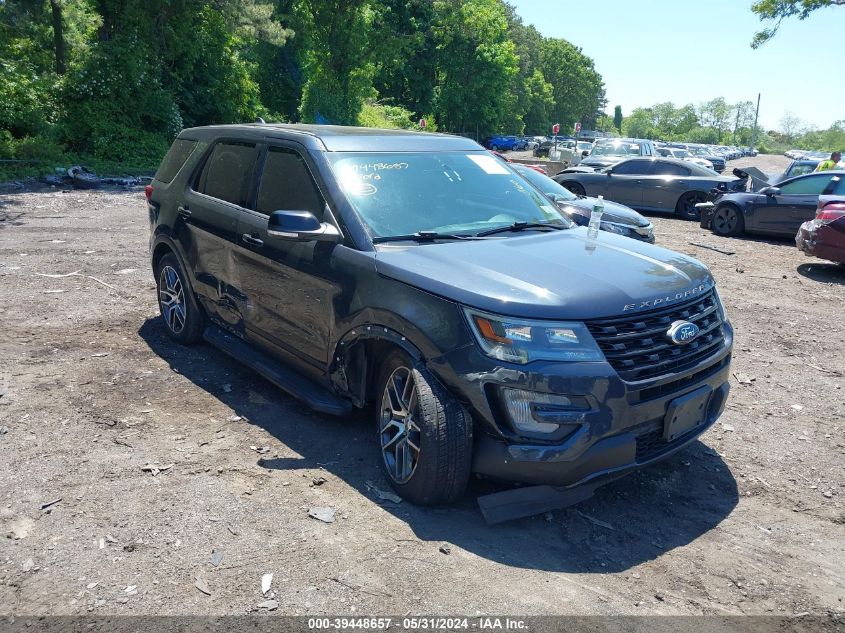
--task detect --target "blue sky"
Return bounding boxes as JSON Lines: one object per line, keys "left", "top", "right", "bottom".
{"left": 508, "top": 0, "right": 844, "bottom": 132}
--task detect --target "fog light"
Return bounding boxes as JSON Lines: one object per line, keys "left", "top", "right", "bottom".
{"left": 501, "top": 388, "right": 576, "bottom": 435}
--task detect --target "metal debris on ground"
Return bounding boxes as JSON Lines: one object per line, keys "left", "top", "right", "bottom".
{"left": 439, "top": 543, "right": 452, "bottom": 555}
{"left": 195, "top": 577, "right": 211, "bottom": 596}
{"left": 689, "top": 242, "right": 736, "bottom": 256}
{"left": 40, "top": 498, "right": 62, "bottom": 511}
{"left": 733, "top": 372, "right": 755, "bottom": 386}
{"left": 0, "top": 426, "right": 8, "bottom": 435}
{"left": 257, "top": 599, "right": 279, "bottom": 610}
{"left": 364, "top": 480, "right": 402, "bottom": 503}
{"left": 575, "top": 510, "right": 615, "bottom": 530}
{"left": 308, "top": 507, "right": 336, "bottom": 523}
{"left": 261, "top": 573, "right": 273, "bottom": 595}
{"left": 250, "top": 446, "right": 270, "bottom": 454}
{"left": 210, "top": 550, "right": 224, "bottom": 567}
{"left": 141, "top": 463, "right": 174, "bottom": 476}
{"left": 312, "top": 476, "right": 328, "bottom": 486}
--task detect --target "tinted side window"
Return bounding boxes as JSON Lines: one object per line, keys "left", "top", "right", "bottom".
{"left": 256, "top": 147, "right": 324, "bottom": 218}
{"left": 778, "top": 174, "right": 836, "bottom": 195}
{"left": 196, "top": 142, "right": 259, "bottom": 207}
{"left": 651, "top": 161, "right": 691, "bottom": 176}
{"left": 612, "top": 160, "right": 651, "bottom": 175}
{"left": 155, "top": 139, "right": 197, "bottom": 184}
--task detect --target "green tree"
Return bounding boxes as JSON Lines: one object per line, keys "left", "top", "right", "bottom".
{"left": 370, "top": 0, "right": 437, "bottom": 116}
{"left": 521, "top": 69, "right": 554, "bottom": 134}
{"left": 431, "top": 0, "right": 519, "bottom": 136}
{"left": 613, "top": 105, "right": 622, "bottom": 132}
{"left": 539, "top": 37, "right": 604, "bottom": 133}
{"left": 751, "top": 0, "right": 844, "bottom": 48}
{"left": 298, "top": 0, "right": 374, "bottom": 124}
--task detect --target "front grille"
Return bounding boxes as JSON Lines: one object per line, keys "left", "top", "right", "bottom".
{"left": 586, "top": 290, "right": 726, "bottom": 382}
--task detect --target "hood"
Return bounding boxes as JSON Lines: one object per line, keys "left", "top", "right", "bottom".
{"left": 567, "top": 197, "right": 650, "bottom": 227}
{"left": 374, "top": 228, "right": 712, "bottom": 320}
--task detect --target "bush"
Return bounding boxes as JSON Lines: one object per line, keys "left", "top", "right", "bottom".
{"left": 13, "top": 135, "right": 66, "bottom": 163}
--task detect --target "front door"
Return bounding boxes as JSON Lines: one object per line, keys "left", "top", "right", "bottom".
{"left": 752, "top": 173, "right": 839, "bottom": 234}
{"left": 605, "top": 159, "right": 651, "bottom": 208}
{"left": 232, "top": 144, "right": 342, "bottom": 376}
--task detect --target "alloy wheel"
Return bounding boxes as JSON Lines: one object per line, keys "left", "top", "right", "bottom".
{"left": 713, "top": 206, "right": 738, "bottom": 234}
{"left": 158, "top": 265, "right": 186, "bottom": 334}
{"left": 379, "top": 366, "right": 422, "bottom": 484}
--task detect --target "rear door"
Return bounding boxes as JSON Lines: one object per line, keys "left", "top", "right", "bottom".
{"left": 605, "top": 159, "right": 652, "bottom": 208}
{"left": 642, "top": 160, "right": 691, "bottom": 212}
{"left": 182, "top": 140, "right": 260, "bottom": 329}
{"left": 232, "top": 144, "right": 341, "bottom": 377}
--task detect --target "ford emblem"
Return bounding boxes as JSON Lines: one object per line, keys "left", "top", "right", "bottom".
{"left": 667, "top": 320, "right": 699, "bottom": 345}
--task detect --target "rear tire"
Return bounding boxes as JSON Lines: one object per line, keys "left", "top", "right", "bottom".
{"left": 711, "top": 204, "right": 745, "bottom": 237}
{"left": 676, "top": 191, "right": 708, "bottom": 221}
{"left": 155, "top": 252, "right": 204, "bottom": 344}
{"left": 375, "top": 350, "right": 472, "bottom": 505}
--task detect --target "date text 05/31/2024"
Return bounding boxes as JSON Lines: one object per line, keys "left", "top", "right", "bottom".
{"left": 307, "top": 618, "right": 528, "bottom": 630}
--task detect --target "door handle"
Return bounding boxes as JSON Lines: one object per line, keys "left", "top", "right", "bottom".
{"left": 177, "top": 205, "right": 191, "bottom": 219}
{"left": 241, "top": 233, "right": 264, "bottom": 247}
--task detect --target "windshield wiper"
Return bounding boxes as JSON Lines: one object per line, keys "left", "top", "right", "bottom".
{"left": 476, "top": 221, "right": 566, "bottom": 237}
{"left": 372, "top": 231, "right": 483, "bottom": 244}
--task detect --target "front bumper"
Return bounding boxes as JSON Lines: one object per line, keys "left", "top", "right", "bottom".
{"left": 430, "top": 325, "right": 733, "bottom": 488}
{"left": 796, "top": 218, "right": 845, "bottom": 264}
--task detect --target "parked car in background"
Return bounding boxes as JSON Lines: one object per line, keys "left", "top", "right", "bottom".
{"left": 486, "top": 136, "right": 527, "bottom": 151}
{"left": 796, "top": 195, "right": 845, "bottom": 265}
{"left": 521, "top": 136, "right": 540, "bottom": 150}
{"left": 699, "top": 170, "right": 845, "bottom": 237}
{"left": 780, "top": 158, "right": 822, "bottom": 180}
{"left": 657, "top": 147, "right": 715, "bottom": 171}
{"left": 511, "top": 163, "right": 655, "bottom": 243}
{"left": 555, "top": 157, "right": 740, "bottom": 220}
{"left": 690, "top": 147, "right": 726, "bottom": 173}
{"left": 578, "top": 138, "right": 657, "bottom": 170}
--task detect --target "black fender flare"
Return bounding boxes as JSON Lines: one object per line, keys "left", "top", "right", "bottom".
{"left": 329, "top": 323, "right": 433, "bottom": 406}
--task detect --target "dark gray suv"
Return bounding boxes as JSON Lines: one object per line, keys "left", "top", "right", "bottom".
{"left": 147, "top": 124, "right": 733, "bottom": 518}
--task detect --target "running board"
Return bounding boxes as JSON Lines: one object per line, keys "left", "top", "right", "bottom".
{"left": 202, "top": 325, "right": 352, "bottom": 416}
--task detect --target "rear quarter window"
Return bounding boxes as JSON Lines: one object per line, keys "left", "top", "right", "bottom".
{"left": 154, "top": 139, "right": 198, "bottom": 184}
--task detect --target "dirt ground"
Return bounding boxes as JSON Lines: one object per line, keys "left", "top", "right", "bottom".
{"left": 0, "top": 155, "right": 843, "bottom": 618}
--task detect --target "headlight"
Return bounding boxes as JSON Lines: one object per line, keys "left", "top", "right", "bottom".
{"left": 463, "top": 308, "right": 604, "bottom": 364}
{"left": 714, "top": 286, "right": 730, "bottom": 323}
{"left": 599, "top": 221, "right": 629, "bottom": 236}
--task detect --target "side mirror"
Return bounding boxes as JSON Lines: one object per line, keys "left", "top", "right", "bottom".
{"left": 581, "top": 150, "right": 589, "bottom": 157}
{"left": 759, "top": 186, "right": 781, "bottom": 196}
{"left": 605, "top": 167, "right": 613, "bottom": 175}
{"left": 267, "top": 210, "right": 341, "bottom": 242}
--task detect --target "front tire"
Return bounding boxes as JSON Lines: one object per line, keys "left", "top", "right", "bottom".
{"left": 711, "top": 204, "right": 745, "bottom": 236}
{"left": 155, "top": 252, "right": 204, "bottom": 344}
{"left": 375, "top": 350, "right": 472, "bottom": 505}
{"left": 676, "top": 191, "right": 708, "bottom": 220}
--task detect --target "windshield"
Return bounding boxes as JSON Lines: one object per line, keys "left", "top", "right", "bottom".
{"left": 591, "top": 142, "right": 641, "bottom": 157}
{"left": 577, "top": 142, "right": 592, "bottom": 152}
{"left": 327, "top": 152, "right": 572, "bottom": 238}
{"left": 511, "top": 164, "right": 578, "bottom": 202}
{"left": 673, "top": 149, "right": 690, "bottom": 158}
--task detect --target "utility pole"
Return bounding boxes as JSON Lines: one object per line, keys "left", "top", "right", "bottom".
{"left": 751, "top": 93, "right": 761, "bottom": 149}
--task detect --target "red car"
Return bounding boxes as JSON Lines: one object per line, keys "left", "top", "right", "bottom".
{"left": 796, "top": 196, "right": 845, "bottom": 265}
